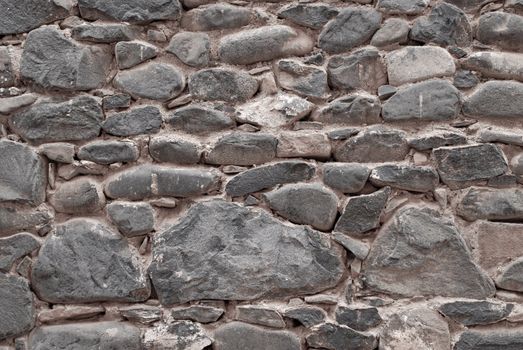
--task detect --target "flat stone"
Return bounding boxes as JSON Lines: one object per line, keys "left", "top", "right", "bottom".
{"left": 458, "top": 187, "right": 523, "bottom": 221}
{"left": 143, "top": 320, "right": 211, "bottom": 350}
{"left": 455, "top": 329, "right": 523, "bottom": 350}
{"left": 107, "top": 201, "right": 155, "bottom": 237}
{"left": 167, "top": 32, "right": 210, "bottom": 68}
{"left": 264, "top": 183, "right": 339, "bottom": 231}
{"left": 433, "top": 144, "right": 507, "bottom": 189}
{"left": 0, "top": 47, "right": 14, "bottom": 87}
{"left": 0, "top": 94, "right": 38, "bottom": 114}
{"left": 304, "top": 294, "right": 338, "bottom": 304}
{"left": 371, "top": 18, "right": 409, "bottom": 48}
{"left": 479, "top": 128, "right": 523, "bottom": 147}
{"left": 476, "top": 12, "right": 523, "bottom": 52}
{"left": 189, "top": 68, "right": 258, "bottom": 102}
{"left": 50, "top": 178, "right": 105, "bottom": 214}
{"left": 78, "top": 140, "right": 139, "bottom": 165}
{"left": 172, "top": 305, "right": 224, "bottom": 323}
{"left": 0, "top": 205, "right": 52, "bottom": 237}
{"left": 149, "top": 200, "right": 344, "bottom": 304}
{"left": 0, "top": 0, "right": 68, "bottom": 35}
{"left": 218, "top": 25, "right": 313, "bottom": 65}
{"left": 32, "top": 218, "right": 150, "bottom": 303}
{"left": 312, "top": 93, "right": 381, "bottom": 124}
{"left": 10, "top": 95, "right": 103, "bottom": 143}
{"left": 205, "top": 133, "right": 277, "bottom": 166}
{"left": 114, "top": 62, "right": 185, "bottom": 101}
{"left": 102, "top": 93, "right": 131, "bottom": 110}
{"left": 378, "top": 85, "right": 397, "bottom": 100}
{"left": 225, "top": 161, "right": 315, "bottom": 197}
{"left": 496, "top": 257, "right": 523, "bottom": 292}
{"left": 166, "top": 104, "right": 234, "bottom": 134}
{"left": 439, "top": 300, "right": 513, "bottom": 326}
{"left": 463, "top": 81, "right": 523, "bottom": 118}
{"left": 332, "top": 232, "right": 370, "bottom": 260}
{"left": 149, "top": 135, "right": 201, "bottom": 164}
{"left": 319, "top": 7, "right": 382, "bottom": 54}
{"left": 408, "top": 130, "right": 467, "bottom": 151}
{"left": 0, "top": 233, "right": 40, "bottom": 272}
{"left": 276, "top": 132, "right": 331, "bottom": 160}
{"left": 274, "top": 59, "right": 328, "bottom": 98}
{"left": 181, "top": 3, "right": 252, "bottom": 31}
{"left": 327, "top": 128, "right": 359, "bottom": 141}
{"left": 214, "top": 322, "right": 300, "bottom": 350}
{"left": 78, "top": 0, "right": 182, "bottom": 22}
{"left": 377, "top": 0, "right": 429, "bottom": 14}
{"left": 21, "top": 27, "right": 111, "bottom": 91}
{"left": 306, "top": 323, "right": 377, "bottom": 350}
{"left": 236, "top": 305, "right": 286, "bottom": 328}
{"left": 462, "top": 52, "right": 523, "bottom": 81}
{"left": 0, "top": 140, "right": 46, "bottom": 205}
{"left": 323, "top": 163, "right": 370, "bottom": 194}
{"left": 38, "top": 305, "right": 105, "bottom": 324}
{"left": 370, "top": 164, "right": 439, "bottom": 192}
{"left": 0, "top": 274, "right": 35, "bottom": 340}
{"left": 277, "top": 3, "right": 338, "bottom": 29}
{"left": 283, "top": 306, "right": 326, "bottom": 327}
{"left": 115, "top": 41, "right": 157, "bottom": 70}
{"left": 72, "top": 23, "right": 137, "bottom": 43}
{"left": 335, "top": 306, "right": 382, "bottom": 331}
{"left": 119, "top": 305, "right": 162, "bottom": 324}
{"left": 362, "top": 206, "right": 496, "bottom": 298}
{"left": 102, "top": 106, "right": 162, "bottom": 136}
{"left": 104, "top": 165, "right": 220, "bottom": 200}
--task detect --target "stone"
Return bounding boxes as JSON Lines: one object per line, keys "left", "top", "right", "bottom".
{"left": 463, "top": 81, "right": 523, "bottom": 118}
{"left": 102, "top": 93, "right": 131, "bottom": 110}
{"left": 312, "top": 93, "right": 381, "bottom": 125}
{"left": 371, "top": 18, "right": 409, "bottom": 48}
{"left": 377, "top": 0, "right": 429, "bottom": 14}
{"left": 78, "top": 140, "right": 139, "bottom": 165}
{"left": 462, "top": 52, "right": 523, "bottom": 81}
{"left": 323, "top": 163, "right": 370, "bottom": 194}
{"left": 512, "top": 154, "right": 523, "bottom": 175}
{"left": 189, "top": 68, "right": 258, "bottom": 102}
{"left": 306, "top": 323, "right": 378, "bottom": 350}
{"left": 0, "top": 0, "right": 68, "bottom": 35}
{"left": 72, "top": 23, "right": 137, "bottom": 43}
{"left": 181, "top": 3, "right": 252, "bottom": 31}
{"left": 455, "top": 329, "right": 523, "bottom": 350}
{"left": 32, "top": 218, "right": 150, "bottom": 303}
{"left": 166, "top": 104, "right": 234, "bottom": 134}
{"left": 0, "top": 205, "right": 52, "bottom": 237}
{"left": 319, "top": 8, "right": 381, "bottom": 54}
{"left": 454, "top": 70, "right": 479, "bottom": 89}
{"left": 479, "top": 128, "right": 523, "bottom": 146}
{"left": 214, "top": 322, "right": 300, "bottom": 350}
{"left": 276, "top": 132, "right": 331, "bottom": 160}
{"left": 236, "top": 305, "right": 286, "bottom": 328}
{"left": 107, "top": 201, "right": 155, "bottom": 237}
{"left": 102, "top": 106, "right": 162, "bottom": 136}
{"left": 78, "top": 0, "right": 182, "bottom": 22}
{"left": 506, "top": 0, "right": 523, "bottom": 13}
{"left": 433, "top": 144, "right": 507, "bottom": 189}
{"left": 58, "top": 161, "right": 107, "bottom": 180}
{"left": 10, "top": 96, "right": 103, "bottom": 143}
{"left": 335, "top": 306, "right": 382, "bottom": 331}
{"left": 370, "top": 165, "right": 439, "bottom": 192}
{"left": 327, "top": 128, "right": 359, "bottom": 141}
{"left": 119, "top": 305, "right": 162, "bottom": 324}
{"left": 38, "top": 305, "right": 105, "bottom": 323}
{"left": 0, "top": 94, "right": 38, "bottom": 114}
{"left": 332, "top": 232, "right": 370, "bottom": 260}
{"left": 105, "top": 165, "right": 220, "bottom": 200}
{"left": 28, "top": 322, "right": 141, "bottom": 349}
{"left": 149, "top": 200, "right": 344, "bottom": 304}
{"left": 277, "top": 3, "right": 338, "bottom": 29}
{"left": 218, "top": 25, "right": 313, "bottom": 65}
{"left": 115, "top": 41, "right": 157, "bottom": 70}
{"left": 50, "top": 178, "right": 105, "bottom": 214}
{"left": 149, "top": 136, "right": 201, "bottom": 164}
{"left": 335, "top": 187, "right": 390, "bottom": 236}
{"left": 167, "top": 32, "right": 210, "bottom": 68}
{"left": 408, "top": 130, "right": 466, "bottom": 151}
{"left": 21, "top": 27, "right": 111, "bottom": 91}
{"left": 496, "top": 257, "right": 523, "bottom": 292}
{"left": 264, "top": 183, "right": 339, "bottom": 231}
{"left": 444, "top": 0, "right": 493, "bottom": 12}
{"left": 38, "top": 143, "right": 73, "bottom": 164}
{"left": 274, "top": 59, "right": 328, "bottom": 98}
{"left": 225, "top": 161, "right": 315, "bottom": 197}
{"left": 0, "top": 274, "right": 35, "bottom": 340}
{"left": 0, "top": 233, "right": 40, "bottom": 272}
{"left": 205, "top": 133, "right": 277, "bottom": 166}
{"left": 283, "top": 306, "right": 326, "bottom": 327}
{"left": 0, "top": 47, "right": 14, "bottom": 87}
{"left": 144, "top": 320, "right": 211, "bottom": 350}
{"left": 476, "top": 12, "right": 523, "bottom": 52}
{"left": 304, "top": 294, "right": 338, "bottom": 304}
{"left": 114, "top": 62, "right": 185, "bottom": 101}
{"left": 458, "top": 187, "right": 523, "bottom": 221}
{"left": 362, "top": 206, "right": 496, "bottom": 298}
{"left": 0, "top": 140, "right": 46, "bottom": 205}
{"left": 439, "top": 300, "right": 513, "bottom": 326}
{"left": 172, "top": 305, "right": 224, "bottom": 323}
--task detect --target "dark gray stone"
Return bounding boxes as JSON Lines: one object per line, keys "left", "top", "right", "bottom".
{"left": 370, "top": 164, "right": 439, "bottom": 192}
{"left": 0, "top": 233, "right": 40, "bottom": 272}
{"left": 277, "top": 3, "right": 338, "bottom": 29}
{"left": 181, "top": 3, "right": 252, "bottom": 31}
{"left": 478, "top": 128, "right": 523, "bottom": 147}
{"left": 31, "top": 218, "right": 150, "bottom": 303}
{"left": 78, "top": 0, "right": 182, "bottom": 22}
{"left": 332, "top": 232, "right": 370, "bottom": 259}
{"left": 439, "top": 300, "right": 513, "bottom": 326}
{"left": 335, "top": 306, "right": 382, "bottom": 331}
{"left": 463, "top": 81, "right": 523, "bottom": 118}
{"left": 214, "top": 322, "right": 300, "bottom": 350}
{"left": 107, "top": 201, "right": 155, "bottom": 237}
{"left": 0, "top": 47, "right": 15, "bottom": 87}
{"left": 496, "top": 257, "right": 523, "bottom": 292}
{"left": 371, "top": 18, "right": 409, "bottom": 48}
{"left": 362, "top": 206, "right": 496, "bottom": 298}
{"left": 189, "top": 68, "right": 258, "bottom": 102}
{"left": 323, "top": 163, "right": 370, "bottom": 194}
{"left": 327, "top": 128, "right": 359, "bottom": 141}
{"left": 377, "top": 0, "right": 429, "bottom": 14}
{"left": 319, "top": 8, "right": 382, "bottom": 54}
{"left": 149, "top": 200, "right": 344, "bottom": 304}
{"left": 455, "top": 329, "right": 523, "bottom": 350}
{"left": 378, "top": 85, "right": 397, "bottom": 100}
{"left": 476, "top": 12, "right": 523, "bottom": 52}
{"left": 172, "top": 305, "right": 224, "bottom": 323}
{"left": 306, "top": 323, "right": 378, "bottom": 350}
{"left": 408, "top": 131, "right": 467, "bottom": 151}
{"left": 0, "top": 205, "right": 52, "bottom": 237}
{"left": 461, "top": 52, "right": 523, "bottom": 81}
{"left": 167, "top": 32, "right": 210, "bottom": 68}
{"left": 166, "top": 104, "right": 234, "bottom": 134}
{"left": 312, "top": 94, "right": 381, "bottom": 125}
{"left": 0, "top": 274, "right": 35, "bottom": 340}
{"left": 72, "top": 23, "right": 137, "bottom": 43}
{"left": 144, "top": 320, "right": 211, "bottom": 349}
{"left": 274, "top": 59, "right": 328, "bottom": 98}
{"left": 236, "top": 305, "right": 286, "bottom": 328}
{"left": 50, "top": 178, "right": 105, "bottom": 214}
{"left": 283, "top": 306, "right": 326, "bottom": 327}
{"left": 78, "top": 140, "right": 139, "bottom": 165}
{"left": 454, "top": 70, "right": 480, "bottom": 89}
{"left": 149, "top": 136, "right": 201, "bottom": 164}
{"left": 115, "top": 41, "right": 157, "bottom": 70}
{"left": 205, "top": 133, "right": 277, "bottom": 166}
{"left": 102, "top": 93, "right": 131, "bottom": 110}
{"left": 20, "top": 27, "right": 111, "bottom": 91}
{"left": 10, "top": 95, "right": 103, "bottom": 143}
{"left": 102, "top": 106, "right": 162, "bottom": 136}
{"left": 264, "top": 183, "right": 339, "bottom": 231}
{"left": 458, "top": 187, "right": 523, "bottom": 221}
{"left": 0, "top": 0, "right": 68, "bottom": 35}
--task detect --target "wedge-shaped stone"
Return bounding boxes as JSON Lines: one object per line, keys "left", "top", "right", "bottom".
{"left": 78, "top": 0, "right": 182, "bottom": 22}
{"left": 306, "top": 323, "right": 378, "bottom": 350}
{"left": 181, "top": 4, "right": 252, "bottom": 31}
{"left": 115, "top": 41, "right": 157, "bottom": 70}
{"left": 0, "top": 233, "right": 40, "bottom": 272}
{"left": 477, "top": 12, "right": 523, "bottom": 52}
{"left": 458, "top": 187, "right": 523, "bottom": 221}
{"left": 214, "top": 322, "right": 300, "bottom": 350}
{"left": 496, "top": 257, "right": 523, "bottom": 292}
{"left": 0, "top": 274, "right": 35, "bottom": 341}
{"left": 205, "top": 133, "right": 277, "bottom": 166}
{"left": 455, "top": 329, "right": 523, "bottom": 350}
{"left": 462, "top": 52, "right": 523, "bottom": 81}
{"left": 370, "top": 164, "right": 439, "bottom": 192}
{"left": 189, "top": 68, "right": 258, "bottom": 102}
{"left": 463, "top": 81, "right": 523, "bottom": 118}
{"left": 0, "top": 0, "right": 69, "bottom": 35}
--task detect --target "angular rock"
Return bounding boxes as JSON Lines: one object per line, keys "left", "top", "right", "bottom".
{"left": 78, "top": 0, "right": 182, "bottom": 22}
{"left": 454, "top": 69, "right": 479, "bottom": 89}
{"left": 172, "top": 305, "right": 224, "bottom": 323}
{"left": 377, "top": 0, "right": 429, "bottom": 14}
{"left": 149, "top": 200, "right": 344, "bottom": 304}
{"left": 327, "top": 128, "right": 360, "bottom": 141}
{"left": 214, "top": 322, "right": 300, "bottom": 350}
{"left": 274, "top": 59, "right": 328, "bottom": 98}
{"left": 463, "top": 81, "right": 523, "bottom": 118}
{"left": 50, "top": 178, "right": 105, "bottom": 214}
{"left": 39, "top": 305, "right": 106, "bottom": 324}
{"left": 102, "top": 93, "right": 131, "bottom": 110}
{"left": 149, "top": 135, "right": 201, "bottom": 164}
{"left": 205, "top": 133, "right": 277, "bottom": 166}
{"left": 277, "top": 3, "right": 338, "bottom": 29}
{"left": 312, "top": 93, "right": 381, "bottom": 124}
{"left": 78, "top": 140, "right": 139, "bottom": 165}
{"left": 166, "top": 104, "right": 234, "bottom": 134}
{"left": 0, "top": 0, "right": 69, "bottom": 35}
{"left": 119, "top": 305, "right": 161, "bottom": 325}
{"left": 362, "top": 206, "right": 495, "bottom": 298}
{"left": 264, "top": 183, "right": 338, "bottom": 231}
{"left": 102, "top": 106, "right": 162, "bottom": 136}
{"left": 72, "top": 23, "right": 137, "bottom": 43}
{"left": 512, "top": 154, "right": 523, "bottom": 175}
{"left": 306, "top": 323, "right": 378, "bottom": 350}
{"left": 0, "top": 94, "right": 38, "bottom": 114}
{"left": 458, "top": 187, "right": 523, "bottom": 221}
{"left": 181, "top": 3, "right": 252, "bottom": 31}
{"left": 370, "top": 164, "right": 439, "bottom": 192}
{"left": 0, "top": 233, "right": 39, "bottom": 272}
{"left": 462, "top": 52, "right": 523, "bottom": 81}
{"left": 408, "top": 130, "right": 466, "bottom": 151}
{"left": 32, "top": 218, "right": 150, "bottom": 303}
{"left": 115, "top": 41, "right": 157, "bottom": 70}
{"left": 283, "top": 306, "right": 326, "bottom": 327}
{"left": 455, "top": 329, "right": 523, "bottom": 350}
{"left": 476, "top": 12, "right": 523, "bottom": 52}
{"left": 439, "top": 300, "right": 513, "bottom": 326}
{"left": 144, "top": 320, "right": 211, "bottom": 350}
{"left": 496, "top": 257, "right": 523, "bottom": 292}
{"left": 236, "top": 305, "right": 286, "bottom": 328}
{"left": 332, "top": 232, "right": 370, "bottom": 260}
{"left": 107, "top": 201, "right": 155, "bottom": 237}
{"left": 371, "top": 18, "right": 410, "bottom": 48}
{"left": 0, "top": 274, "right": 35, "bottom": 340}
{"left": 276, "top": 132, "right": 331, "bottom": 160}
{"left": 335, "top": 306, "right": 382, "bottom": 331}
{"left": 323, "top": 163, "right": 370, "bottom": 194}
{"left": 0, "top": 47, "right": 15, "bottom": 87}
{"left": 189, "top": 68, "right": 258, "bottom": 102}
{"left": 167, "top": 32, "right": 210, "bottom": 68}
{"left": 0, "top": 205, "right": 52, "bottom": 237}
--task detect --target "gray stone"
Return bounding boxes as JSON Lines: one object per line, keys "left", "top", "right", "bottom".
{"left": 277, "top": 3, "right": 338, "bottom": 29}
{"left": 50, "top": 178, "right": 105, "bottom": 214}
{"left": 102, "top": 93, "right": 131, "bottom": 110}
{"left": 72, "top": 23, "right": 137, "bottom": 43}
{"left": 105, "top": 165, "right": 220, "bottom": 200}
{"left": 167, "top": 32, "right": 210, "bottom": 68}
{"left": 149, "top": 200, "right": 344, "bottom": 304}
{"left": 463, "top": 81, "right": 523, "bottom": 118}
{"left": 0, "top": 233, "right": 40, "bottom": 272}
{"left": 335, "top": 187, "right": 390, "bottom": 236}
{"left": 371, "top": 18, "right": 409, "bottom": 48}
{"left": 225, "top": 161, "right": 315, "bottom": 197}
{"left": 377, "top": 0, "right": 429, "bottom": 14}
{"left": 444, "top": 0, "right": 493, "bottom": 12}
{"left": 114, "top": 62, "right": 185, "bottom": 101}
{"left": 462, "top": 52, "right": 523, "bottom": 81}
{"left": 313, "top": 93, "right": 381, "bottom": 125}
{"left": 10, "top": 95, "right": 103, "bottom": 143}
{"left": 506, "top": 0, "right": 523, "bottom": 14}
{"left": 455, "top": 329, "right": 523, "bottom": 350}
{"left": 458, "top": 187, "right": 523, "bottom": 221}
{"left": 306, "top": 323, "right": 378, "bottom": 350}
{"left": 28, "top": 322, "right": 141, "bottom": 350}
{"left": 264, "top": 183, "right": 339, "bottom": 231}
{"left": 115, "top": 41, "right": 157, "bottom": 70}
{"left": 0, "top": 140, "right": 46, "bottom": 205}
{"left": 166, "top": 104, "right": 234, "bottom": 134}
{"left": 32, "top": 218, "right": 150, "bottom": 303}
{"left": 214, "top": 322, "right": 300, "bottom": 350}
{"left": 512, "top": 154, "right": 523, "bottom": 175}
{"left": 189, "top": 68, "right": 258, "bottom": 102}
{"left": 0, "top": 0, "right": 68, "bottom": 35}
{"left": 323, "top": 163, "right": 370, "bottom": 194}
{"left": 119, "top": 305, "right": 162, "bottom": 324}
{"left": 78, "top": 0, "right": 182, "bottom": 22}
{"left": 0, "top": 205, "right": 52, "bottom": 237}
{"left": 327, "top": 128, "right": 359, "bottom": 141}
{"left": 362, "top": 206, "right": 496, "bottom": 298}
{"left": 143, "top": 320, "right": 211, "bottom": 350}
{"left": 236, "top": 305, "right": 286, "bottom": 328}
{"left": 335, "top": 306, "right": 382, "bottom": 331}
{"left": 21, "top": 27, "right": 111, "bottom": 91}
{"left": 0, "top": 94, "right": 38, "bottom": 114}
{"left": 102, "top": 106, "right": 162, "bottom": 136}
{"left": 0, "top": 274, "right": 35, "bottom": 340}
{"left": 78, "top": 140, "right": 139, "bottom": 165}
{"left": 205, "top": 133, "right": 277, "bottom": 166}
{"left": 172, "top": 305, "right": 224, "bottom": 323}
{"left": 370, "top": 164, "right": 439, "bottom": 192}
{"left": 319, "top": 8, "right": 382, "bottom": 54}
{"left": 181, "top": 3, "right": 252, "bottom": 31}
{"left": 439, "top": 300, "right": 513, "bottom": 326}
{"left": 283, "top": 306, "right": 326, "bottom": 327}
{"left": 496, "top": 257, "right": 523, "bottom": 292}
{"left": 454, "top": 70, "right": 479, "bottom": 89}
{"left": 107, "top": 201, "right": 155, "bottom": 237}
{"left": 58, "top": 161, "right": 107, "bottom": 180}
{"left": 0, "top": 47, "right": 14, "bottom": 87}
{"left": 377, "top": 85, "right": 397, "bottom": 100}
{"left": 218, "top": 25, "right": 313, "bottom": 65}
{"left": 433, "top": 144, "right": 507, "bottom": 189}
{"left": 332, "top": 232, "right": 370, "bottom": 260}
{"left": 274, "top": 59, "right": 328, "bottom": 98}
{"left": 276, "top": 132, "right": 331, "bottom": 160}
{"left": 149, "top": 135, "right": 201, "bottom": 164}
{"left": 408, "top": 130, "right": 467, "bottom": 151}
{"left": 477, "top": 12, "right": 523, "bottom": 52}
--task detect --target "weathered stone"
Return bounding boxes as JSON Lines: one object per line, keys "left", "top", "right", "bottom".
{"left": 274, "top": 59, "right": 328, "bottom": 98}
{"left": 370, "top": 165, "right": 439, "bottom": 192}
{"left": 439, "top": 300, "right": 513, "bottom": 326}
{"left": 408, "top": 130, "right": 467, "bottom": 151}
{"left": 335, "top": 306, "right": 382, "bottom": 331}
{"left": 225, "top": 161, "right": 315, "bottom": 197}
{"left": 0, "top": 205, "right": 52, "bottom": 237}
{"left": 102, "top": 106, "right": 162, "bottom": 136}
{"left": 205, "top": 133, "right": 277, "bottom": 166}
{"left": 327, "top": 128, "right": 359, "bottom": 141}
{"left": 0, "top": 47, "right": 14, "bottom": 87}
{"left": 277, "top": 3, "right": 338, "bottom": 29}
{"left": 496, "top": 257, "right": 523, "bottom": 292}
{"left": 102, "top": 93, "right": 131, "bottom": 110}
{"left": 149, "top": 200, "right": 344, "bottom": 304}
{"left": 214, "top": 322, "right": 300, "bottom": 350}
{"left": 114, "top": 62, "right": 185, "bottom": 101}
{"left": 58, "top": 161, "right": 107, "bottom": 180}
{"left": 105, "top": 165, "right": 220, "bottom": 200}
{"left": 306, "top": 323, "right": 378, "bottom": 350}
{"left": 362, "top": 206, "right": 495, "bottom": 298}
{"left": 0, "top": 0, "right": 68, "bottom": 35}
{"left": 166, "top": 104, "right": 234, "bottom": 134}
{"left": 78, "top": 140, "right": 139, "bottom": 165}
{"left": 189, "top": 68, "right": 258, "bottom": 102}
{"left": 181, "top": 3, "right": 252, "bottom": 31}
{"left": 283, "top": 306, "right": 326, "bottom": 327}
{"left": 463, "top": 81, "right": 523, "bottom": 118}
{"left": 454, "top": 70, "right": 479, "bottom": 89}
{"left": 167, "top": 32, "right": 210, "bottom": 68}
{"left": 276, "top": 132, "right": 331, "bottom": 160}
{"left": 38, "top": 305, "right": 105, "bottom": 324}
{"left": 319, "top": 8, "right": 382, "bottom": 54}
{"left": 21, "top": 27, "right": 111, "bottom": 91}
{"left": 172, "top": 305, "right": 224, "bottom": 323}
{"left": 444, "top": 0, "right": 493, "bottom": 12}
{"left": 10, "top": 96, "right": 103, "bottom": 143}
{"left": 78, "top": 0, "right": 182, "bottom": 22}
{"left": 332, "top": 232, "right": 370, "bottom": 260}
{"left": 323, "top": 163, "right": 370, "bottom": 194}
{"left": 115, "top": 41, "right": 157, "bottom": 70}
{"left": 377, "top": 0, "right": 429, "bottom": 14}
{"left": 477, "top": 12, "right": 523, "bottom": 52}
{"left": 118, "top": 305, "right": 161, "bottom": 325}
{"left": 304, "top": 294, "right": 338, "bottom": 304}
{"left": 455, "top": 329, "right": 523, "bottom": 350}
{"left": 335, "top": 187, "right": 390, "bottom": 236}
{"left": 0, "top": 233, "right": 40, "bottom": 272}
{"left": 264, "top": 183, "right": 338, "bottom": 231}
{"left": 479, "top": 128, "right": 523, "bottom": 147}
{"left": 72, "top": 23, "right": 137, "bottom": 43}
{"left": 0, "top": 94, "right": 38, "bottom": 114}
{"left": 237, "top": 305, "right": 286, "bottom": 328}
{"left": 371, "top": 18, "right": 409, "bottom": 48}
{"left": 219, "top": 25, "right": 313, "bottom": 65}
{"left": 0, "top": 274, "right": 35, "bottom": 340}
{"left": 144, "top": 320, "right": 211, "bottom": 350}
{"left": 512, "top": 154, "right": 523, "bottom": 175}
{"left": 32, "top": 218, "right": 150, "bottom": 303}
{"left": 107, "top": 201, "right": 155, "bottom": 237}
{"left": 458, "top": 187, "right": 523, "bottom": 221}
{"left": 313, "top": 93, "right": 381, "bottom": 125}
{"left": 377, "top": 85, "right": 397, "bottom": 100}
{"left": 149, "top": 135, "right": 201, "bottom": 164}
{"left": 506, "top": 0, "right": 523, "bottom": 14}
{"left": 462, "top": 52, "right": 523, "bottom": 81}
{"left": 50, "top": 178, "right": 105, "bottom": 214}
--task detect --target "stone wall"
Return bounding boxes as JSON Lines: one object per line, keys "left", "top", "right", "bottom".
{"left": 1, "top": 0, "right": 523, "bottom": 349}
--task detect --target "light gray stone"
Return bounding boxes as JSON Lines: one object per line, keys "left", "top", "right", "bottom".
{"left": 439, "top": 300, "right": 513, "bottom": 326}
{"left": 332, "top": 232, "right": 369, "bottom": 260}
{"left": 370, "top": 164, "right": 439, "bottom": 192}
{"left": 496, "top": 257, "right": 523, "bottom": 292}
{"left": 236, "top": 305, "right": 286, "bottom": 328}
{"left": 463, "top": 81, "right": 523, "bottom": 118}
{"left": 102, "top": 106, "right": 162, "bottom": 136}
{"left": 143, "top": 320, "right": 211, "bottom": 350}
{"left": 276, "top": 132, "right": 331, "bottom": 160}
{"left": 0, "top": 274, "right": 35, "bottom": 341}
{"left": 107, "top": 201, "right": 155, "bottom": 237}
{"left": 214, "top": 322, "right": 300, "bottom": 350}
{"left": 205, "top": 133, "right": 277, "bottom": 166}
{"left": 312, "top": 93, "right": 381, "bottom": 124}
{"left": 462, "top": 52, "right": 523, "bottom": 81}
{"left": 189, "top": 68, "right": 258, "bottom": 102}
{"left": 78, "top": 0, "right": 182, "bottom": 22}
{"left": 274, "top": 59, "right": 328, "bottom": 98}
{"left": 149, "top": 135, "right": 201, "bottom": 164}
{"left": 323, "top": 163, "right": 370, "bottom": 194}
{"left": 102, "top": 93, "right": 131, "bottom": 110}
{"left": 72, "top": 23, "right": 137, "bottom": 43}
{"left": 277, "top": 3, "right": 338, "bottom": 29}
{"left": 455, "top": 329, "right": 523, "bottom": 350}
{"left": 458, "top": 187, "right": 523, "bottom": 221}
{"left": 371, "top": 18, "right": 409, "bottom": 48}
{"left": 50, "top": 178, "right": 105, "bottom": 214}
{"left": 0, "top": 233, "right": 40, "bottom": 272}
{"left": 115, "top": 41, "right": 157, "bottom": 70}
{"left": 78, "top": 140, "right": 139, "bottom": 165}
{"left": 172, "top": 305, "right": 224, "bottom": 323}
{"left": 119, "top": 305, "right": 162, "bottom": 324}
{"left": 0, "top": 0, "right": 68, "bottom": 35}
{"left": 0, "top": 47, "right": 14, "bottom": 87}
{"left": 166, "top": 104, "right": 234, "bottom": 134}
{"left": 167, "top": 32, "right": 210, "bottom": 68}
{"left": 181, "top": 3, "right": 252, "bottom": 31}
{"left": 0, "top": 94, "right": 37, "bottom": 114}
{"left": 306, "top": 323, "right": 377, "bottom": 350}
{"left": 377, "top": 0, "right": 429, "bottom": 14}
{"left": 476, "top": 12, "right": 523, "bottom": 52}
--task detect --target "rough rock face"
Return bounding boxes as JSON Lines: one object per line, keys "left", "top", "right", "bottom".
{"left": 455, "top": 329, "right": 523, "bottom": 350}
{"left": 49, "top": 178, "right": 105, "bottom": 214}
{"left": 463, "top": 81, "right": 523, "bottom": 118}
{"left": 0, "top": 233, "right": 40, "bottom": 272}
{"left": 458, "top": 187, "right": 523, "bottom": 221}
{"left": 189, "top": 68, "right": 258, "bottom": 102}
{"left": 166, "top": 104, "right": 234, "bottom": 134}
{"left": 205, "top": 133, "right": 277, "bottom": 165}
{"left": 306, "top": 323, "right": 378, "bottom": 350}
{"left": 0, "top": 274, "right": 35, "bottom": 340}
{"left": 313, "top": 94, "right": 381, "bottom": 125}
{"left": 182, "top": 4, "right": 252, "bottom": 31}
{"left": 78, "top": 0, "right": 182, "bottom": 22}
{"left": 102, "top": 106, "right": 162, "bottom": 136}
{"left": 214, "top": 322, "right": 300, "bottom": 350}
{"left": 0, "top": 0, "right": 69, "bottom": 35}
{"left": 476, "top": 12, "right": 523, "bottom": 52}
{"left": 438, "top": 300, "right": 513, "bottom": 326}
